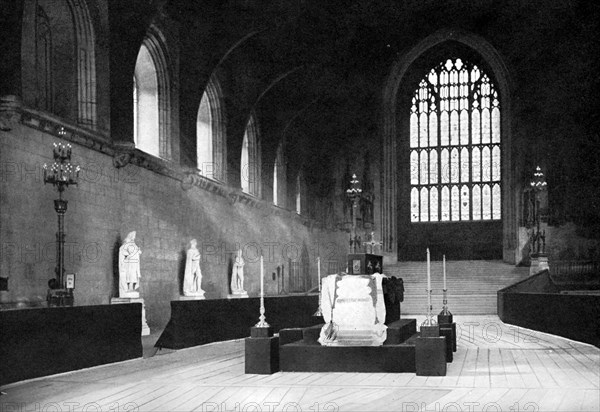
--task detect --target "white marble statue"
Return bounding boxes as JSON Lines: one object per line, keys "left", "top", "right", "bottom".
{"left": 119, "top": 231, "right": 142, "bottom": 298}
{"left": 230, "top": 248, "right": 246, "bottom": 294}
{"left": 183, "top": 239, "right": 205, "bottom": 298}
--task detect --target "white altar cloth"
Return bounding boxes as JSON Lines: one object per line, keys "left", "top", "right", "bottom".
{"left": 318, "top": 273, "right": 387, "bottom": 346}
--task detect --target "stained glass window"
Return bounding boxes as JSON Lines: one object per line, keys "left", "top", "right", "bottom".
{"left": 409, "top": 58, "right": 501, "bottom": 222}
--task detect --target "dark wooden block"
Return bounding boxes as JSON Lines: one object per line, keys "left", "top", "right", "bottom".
{"left": 439, "top": 322, "right": 457, "bottom": 352}
{"left": 245, "top": 336, "right": 279, "bottom": 374}
{"left": 384, "top": 319, "right": 417, "bottom": 345}
{"left": 415, "top": 337, "right": 447, "bottom": 376}
{"left": 250, "top": 326, "right": 273, "bottom": 338}
{"left": 438, "top": 327, "right": 454, "bottom": 362}
{"left": 420, "top": 324, "right": 439, "bottom": 337}
{"left": 438, "top": 313, "right": 453, "bottom": 324}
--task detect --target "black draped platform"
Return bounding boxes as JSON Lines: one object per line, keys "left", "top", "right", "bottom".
{"left": 0, "top": 304, "right": 143, "bottom": 385}
{"left": 498, "top": 270, "right": 600, "bottom": 347}
{"left": 157, "top": 291, "right": 402, "bottom": 350}
{"left": 156, "top": 295, "right": 323, "bottom": 349}
{"left": 278, "top": 319, "right": 419, "bottom": 372}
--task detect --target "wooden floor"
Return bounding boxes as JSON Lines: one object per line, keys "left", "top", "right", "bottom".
{"left": 2, "top": 316, "right": 598, "bottom": 412}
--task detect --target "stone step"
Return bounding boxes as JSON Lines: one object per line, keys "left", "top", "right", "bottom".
{"left": 398, "top": 293, "right": 498, "bottom": 315}
{"left": 384, "top": 260, "right": 529, "bottom": 315}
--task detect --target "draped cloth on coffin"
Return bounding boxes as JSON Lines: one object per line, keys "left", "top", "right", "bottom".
{"left": 318, "top": 273, "right": 387, "bottom": 346}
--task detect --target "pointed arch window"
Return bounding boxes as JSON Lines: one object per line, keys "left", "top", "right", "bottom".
{"left": 409, "top": 58, "right": 501, "bottom": 222}
{"left": 273, "top": 143, "right": 286, "bottom": 207}
{"left": 133, "top": 28, "right": 172, "bottom": 159}
{"left": 296, "top": 172, "right": 306, "bottom": 215}
{"left": 197, "top": 74, "right": 226, "bottom": 181}
{"left": 35, "top": 5, "right": 52, "bottom": 112}
{"left": 21, "top": 0, "right": 96, "bottom": 127}
{"left": 241, "top": 113, "right": 261, "bottom": 197}
{"left": 134, "top": 44, "right": 160, "bottom": 157}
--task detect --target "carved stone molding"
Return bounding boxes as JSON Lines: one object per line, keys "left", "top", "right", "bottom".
{"left": 0, "top": 95, "right": 22, "bottom": 131}
{"left": 180, "top": 170, "right": 229, "bottom": 199}
{"left": 20, "top": 107, "right": 112, "bottom": 155}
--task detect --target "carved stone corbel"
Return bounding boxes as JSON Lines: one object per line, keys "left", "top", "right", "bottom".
{"left": 180, "top": 172, "right": 195, "bottom": 191}
{"left": 113, "top": 150, "right": 133, "bottom": 168}
{"left": 112, "top": 141, "right": 135, "bottom": 168}
{"left": 228, "top": 193, "right": 239, "bottom": 205}
{"left": 0, "top": 95, "right": 22, "bottom": 131}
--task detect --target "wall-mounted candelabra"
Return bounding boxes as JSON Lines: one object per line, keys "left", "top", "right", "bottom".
{"left": 43, "top": 129, "right": 80, "bottom": 306}
{"left": 346, "top": 174, "right": 363, "bottom": 253}
{"left": 529, "top": 166, "right": 547, "bottom": 255}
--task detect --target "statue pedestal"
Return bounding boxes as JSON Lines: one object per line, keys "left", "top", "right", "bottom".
{"left": 111, "top": 297, "right": 150, "bottom": 336}
{"left": 180, "top": 295, "right": 205, "bottom": 300}
{"left": 181, "top": 292, "right": 205, "bottom": 300}
{"left": 119, "top": 290, "right": 140, "bottom": 299}
{"left": 227, "top": 291, "right": 249, "bottom": 299}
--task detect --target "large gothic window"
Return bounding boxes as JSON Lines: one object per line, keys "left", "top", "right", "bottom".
{"left": 409, "top": 58, "right": 501, "bottom": 223}
{"left": 197, "top": 74, "right": 226, "bottom": 181}
{"left": 241, "top": 113, "right": 261, "bottom": 197}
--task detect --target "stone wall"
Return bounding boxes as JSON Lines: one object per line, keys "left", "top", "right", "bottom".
{"left": 0, "top": 120, "right": 348, "bottom": 329}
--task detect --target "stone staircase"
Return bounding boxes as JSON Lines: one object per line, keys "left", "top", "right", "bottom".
{"left": 385, "top": 260, "right": 530, "bottom": 315}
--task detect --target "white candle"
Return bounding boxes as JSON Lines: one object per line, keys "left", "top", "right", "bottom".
{"left": 427, "top": 248, "right": 431, "bottom": 291}
{"left": 317, "top": 256, "right": 321, "bottom": 292}
{"left": 443, "top": 254, "right": 447, "bottom": 290}
{"left": 260, "top": 255, "right": 264, "bottom": 297}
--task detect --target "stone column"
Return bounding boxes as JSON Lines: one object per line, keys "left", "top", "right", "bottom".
{"left": 0, "top": 0, "right": 24, "bottom": 131}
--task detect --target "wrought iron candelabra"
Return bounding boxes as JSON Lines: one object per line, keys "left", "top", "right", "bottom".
{"left": 529, "top": 166, "right": 548, "bottom": 255}
{"left": 43, "top": 130, "right": 80, "bottom": 305}
{"left": 346, "top": 174, "right": 363, "bottom": 253}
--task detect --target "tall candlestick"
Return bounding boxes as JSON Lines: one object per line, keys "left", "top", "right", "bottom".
{"left": 255, "top": 254, "right": 269, "bottom": 327}
{"left": 317, "top": 256, "right": 321, "bottom": 292}
{"left": 260, "top": 255, "right": 264, "bottom": 297}
{"left": 443, "top": 254, "right": 446, "bottom": 290}
{"left": 427, "top": 248, "right": 431, "bottom": 291}
{"left": 313, "top": 256, "right": 323, "bottom": 317}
